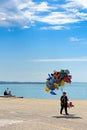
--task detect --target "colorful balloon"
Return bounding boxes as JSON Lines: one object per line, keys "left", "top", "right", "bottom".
{"left": 45, "top": 86, "right": 50, "bottom": 92}
{"left": 50, "top": 91, "right": 57, "bottom": 95}
{"left": 45, "top": 69, "right": 72, "bottom": 94}
{"left": 60, "top": 80, "right": 65, "bottom": 86}
{"left": 53, "top": 83, "right": 59, "bottom": 89}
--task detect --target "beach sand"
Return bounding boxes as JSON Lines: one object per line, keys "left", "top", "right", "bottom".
{"left": 0, "top": 97, "right": 87, "bottom": 130}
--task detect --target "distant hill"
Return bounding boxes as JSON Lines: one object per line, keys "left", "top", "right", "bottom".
{"left": 0, "top": 81, "right": 45, "bottom": 84}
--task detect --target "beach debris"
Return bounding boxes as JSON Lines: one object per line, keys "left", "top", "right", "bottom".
{"left": 45, "top": 69, "right": 72, "bottom": 95}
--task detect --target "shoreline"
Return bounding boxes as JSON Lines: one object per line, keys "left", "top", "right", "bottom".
{"left": 0, "top": 95, "right": 87, "bottom": 100}
{"left": 0, "top": 98, "right": 87, "bottom": 130}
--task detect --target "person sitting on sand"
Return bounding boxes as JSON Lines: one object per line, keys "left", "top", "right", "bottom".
{"left": 4, "top": 89, "right": 8, "bottom": 95}
{"left": 4, "top": 88, "right": 9, "bottom": 95}
{"left": 4, "top": 88, "right": 12, "bottom": 96}
{"left": 60, "top": 91, "right": 69, "bottom": 115}
{"left": 8, "top": 91, "right": 12, "bottom": 96}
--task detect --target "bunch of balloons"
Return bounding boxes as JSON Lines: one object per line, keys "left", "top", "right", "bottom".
{"left": 45, "top": 69, "right": 72, "bottom": 94}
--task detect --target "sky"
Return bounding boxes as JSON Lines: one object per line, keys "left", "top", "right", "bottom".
{"left": 0, "top": 0, "right": 87, "bottom": 82}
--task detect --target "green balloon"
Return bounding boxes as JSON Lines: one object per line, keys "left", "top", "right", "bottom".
{"left": 61, "top": 70, "right": 64, "bottom": 73}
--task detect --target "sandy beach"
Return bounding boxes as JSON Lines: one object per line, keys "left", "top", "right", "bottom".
{"left": 0, "top": 97, "right": 87, "bottom": 130}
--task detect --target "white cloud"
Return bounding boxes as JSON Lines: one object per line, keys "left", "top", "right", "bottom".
{"left": 18, "top": 1, "right": 56, "bottom": 12}
{"left": 0, "top": 0, "right": 56, "bottom": 28}
{"left": 65, "top": 0, "right": 87, "bottom": 9}
{"left": 69, "top": 37, "right": 87, "bottom": 44}
{"left": 35, "top": 11, "right": 80, "bottom": 25}
{"left": 69, "top": 37, "right": 83, "bottom": 42}
{"left": 32, "top": 58, "right": 87, "bottom": 62}
{"left": 22, "top": 25, "right": 30, "bottom": 29}
{"left": 0, "top": 0, "right": 87, "bottom": 29}
{"left": 40, "top": 25, "right": 69, "bottom": 30}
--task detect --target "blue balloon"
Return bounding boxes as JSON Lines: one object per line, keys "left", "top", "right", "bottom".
{"left": 48, "top": 74, "right": 53, "bottom": 79}
{"left": 58, "top": 73, "right": 65, "bottom": 81}
{"left": 50, "top": 91, "right": 57, "bottom": 95}
{"left": 50, "top": 78, "right": 55, "bottom": 84}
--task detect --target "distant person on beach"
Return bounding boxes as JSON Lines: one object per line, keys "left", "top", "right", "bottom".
{"left": 4, "top": 89, "right": 8, "bottom": 95}
{"left": 8, "top": 91, "right": 12, "bottom": 96}
{"left": 4, "top": 88, "right": 11, "bottom": 96}
{"left": 60, "top": 91, "right": 69, "bottom": 115}
{"left": 4, "top": 88, "right": 9, "bottom": 95}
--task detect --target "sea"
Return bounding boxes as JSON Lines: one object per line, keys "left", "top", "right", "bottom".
{"left": 0, "top": 82, "right": 87, "bottom": 100}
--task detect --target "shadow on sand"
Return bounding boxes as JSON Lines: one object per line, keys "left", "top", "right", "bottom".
{"left": 52, "top": 114, "right": 82, "bottom": 119}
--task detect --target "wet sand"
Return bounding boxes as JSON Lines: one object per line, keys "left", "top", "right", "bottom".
{"left": 0, "top": 97, "right": 87, "bottom": 130}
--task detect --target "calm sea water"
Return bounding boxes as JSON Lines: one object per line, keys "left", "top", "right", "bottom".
{"left": 0, "top": 82, "right": 87, "bottom": 100}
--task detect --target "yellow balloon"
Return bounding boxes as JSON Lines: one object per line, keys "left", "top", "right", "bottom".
{"left": 61, "top": 80, "right": 65, "bottom": 86}
{"left": 54, "top": 83, "right": 59, "bottom": 89}
{"left": 45, "top": 86, "right": 50, "bottom": 92}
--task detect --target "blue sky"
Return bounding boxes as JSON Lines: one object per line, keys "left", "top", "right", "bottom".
{"left": 0, "top": 0, "right": 87, "bottom": 82}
